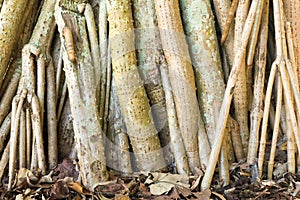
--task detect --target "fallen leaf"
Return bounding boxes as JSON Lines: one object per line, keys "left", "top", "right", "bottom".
{"left": 164, "top": 187, "right": 180, "bottom": 199}
{"left": 194, "top": 167, "right": 204, "bottom": 177}
{"left": 176, "top": 185, "right": 192, "bottom": 198}
{"left": 39, "top": 171, "right": 54, "bottom": 184}
{"left": 52, "top": 158, "right": 79, "bottom": 181}
{"left": 95, "top": 181, "right": 124, "bottom": 197}
{"left": 115, "top": 194, "right": 130, "bottom": 200}
{"left": 139, "top": 182, "right": 152, "bottom": 198}
{"left": 152, "top": 189, "right": 181, "bottom": 200}
{"left": 50, "top": 180, "right": 69, "bottom": 199}
{"left": 67, "top": 181, "right": 91, "bottom": 195}
{"left": 193, "top": 189, "right": 211, "bottom": 200}
{"left": 146, "top": 173, "right": 190, "bottom": 195}
{"left": 149, "top": 182, "right": 174, "bottom": 195}
{"left": 16, "top": 168, "right": 39, "bottom": 187}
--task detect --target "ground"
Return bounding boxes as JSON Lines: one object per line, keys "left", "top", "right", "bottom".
{"left": 1, "top": 153, "right": 300, "bottom": 199}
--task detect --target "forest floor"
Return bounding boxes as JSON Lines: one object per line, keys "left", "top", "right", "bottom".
{"left": 1, "top": 147, "right": 300, "bottom": 200}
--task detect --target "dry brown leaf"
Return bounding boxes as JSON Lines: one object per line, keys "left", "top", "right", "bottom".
{"left": 145, "top": 172, "right": 190, "bottom": 195}
{"left": 52, "top": 158, "right": 79, "bottom": 181}
{"left": 193, "top": 189, "right": 211, "bottom": 200}
{"left": 176, "top": 185, "right": 192, "bottom": 198}
{"left": 139, "top": 182, "right": 152, "bottom": 198}
{"left": 152, "top": 189, "right": 181, "bottom": 200}
{"left": 149, "top": 182, "right": 174, "bottom": 195}
{"left": 194, "top": 167, "right": 204, "bottom": 177}
{"left": 16, "top": 168, "right": 39, "bottom": 187}
{"left": 115, "top": 194, "right": 131, "bottom": 200}
{"left": 38, "top": 171, "right": 54, "bottom": 184}
{"left": 67, "top": 181, "right": 91, "bottom": 195}
{"left": 50, "top": 180, "right": 69, "bottom": 199}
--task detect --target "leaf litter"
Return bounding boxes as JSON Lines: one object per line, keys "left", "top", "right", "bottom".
{"left": 2, "top": 158, "right": 300, "bottom": 199}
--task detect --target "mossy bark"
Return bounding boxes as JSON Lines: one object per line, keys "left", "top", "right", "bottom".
{"left": 0, "top": 0, "right": 28, "bottom": 89}
{"left": 233, "top": 0, "right": 250, "bottom": 157}
{"left": 179, "top": 0, "right": 224, "bottom": 151}
{"left": 154, "top": 0, "right": 200, "bottom": 172}
{"left": 132, "top": 0, "right": 173, "bottom": 166}
{"left": 211, "top": 0, "right": 235, "bottom": 79}
{"left": 107, "top": 0, "right": 166, "bottom": 171}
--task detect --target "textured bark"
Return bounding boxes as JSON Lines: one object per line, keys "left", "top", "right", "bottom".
{"left": 0, "top": 0, "right": 28, "bottom": 89}
{"left": 132, "top": 0, "right": 172, "bottom": 166}
{"left": 211, "top": 0, "right": 235, "bottom": 80}
{"left": 57, "top": 99, "right": 76, "bottom": 160}
{"left": 179, "top": 0, "right": 225, "bottom": 153}
{"left": 154, "top": 0, "right": 201, "bottom": 173}
{"left": 107, "top": 0, "right": 166, "bottom": 171}
{"left": 55, "top": 1, "right": 108, "bottom": 190}
{"left": 0, "top": 0, "right": 38, "bottom": 125}
{"left": 284, "top": 0, "right": 300, "bottom": 87}
{"left": 252, "top": 0, "right": 269, "bottom": 176}
{"left": 0, "top": 141, "right": 9, "bottom": 181}
{"left": 0, "top": 67, "right": 21, "bottom": 125}
{"left": 179, "top": 0, "right": 230, "bottom": 173}
{"left": 201, "top": 0, "right": 260, "bottom": 190}
{"left": 46, "top": 60, "right": 58, "bottom": 169}
{"left": 160, "top": 62, "right": 190, "bottom": 174}
{"left": 107, "top": 79, "right": 132, "bottom": 174}
{"left": 233, "top": 0, "right": 250, "bottom": 157}
{"left": 0, "top": 113, "right": 11, "bottom": 153}
{"left": 98, "top": 0, "right": 108, "bottom": 131}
